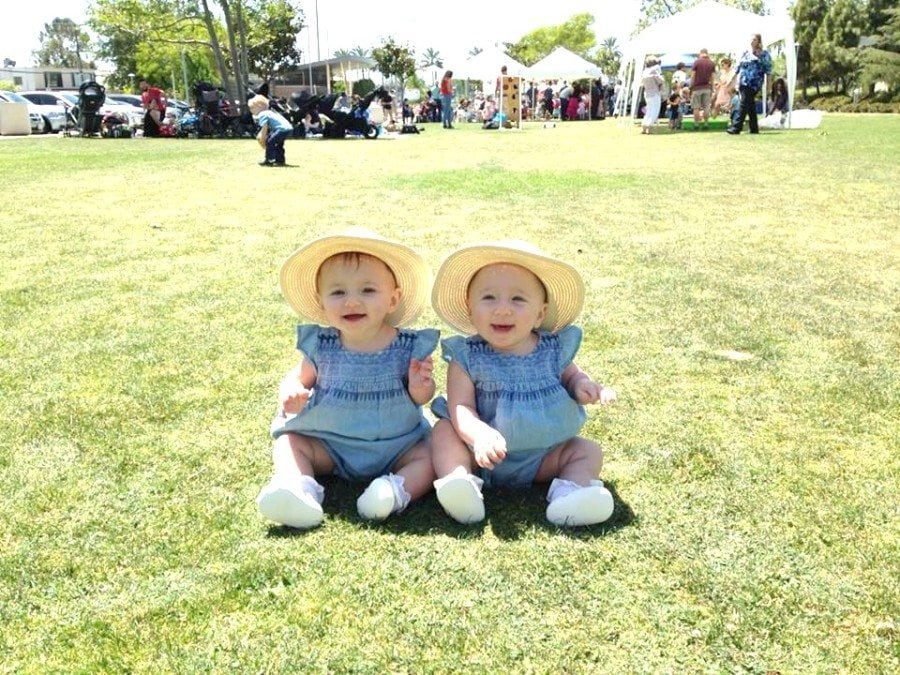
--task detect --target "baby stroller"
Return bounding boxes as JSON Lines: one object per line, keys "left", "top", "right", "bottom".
{"left": 319, "top": 87, "right": 385, "bottom": 139}
{"left": 77, "top": 81, "right": 106, "bottom": 136}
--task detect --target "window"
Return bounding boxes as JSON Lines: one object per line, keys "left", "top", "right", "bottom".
{"left": 13, "top": 76, "right": 23, "bottom": 86}
{"left": 46, "top": 72, "right": 63, "bottom": 88}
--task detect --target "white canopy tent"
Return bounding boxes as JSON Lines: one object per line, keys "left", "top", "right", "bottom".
{"left": 616, "top": 1, "right": 796, "bottom": 127}
{"left": 452, "top": 46, "right": 529, "bottom": 87}
{"left": 528, "top": 47, "right": 604, "bottom": 83}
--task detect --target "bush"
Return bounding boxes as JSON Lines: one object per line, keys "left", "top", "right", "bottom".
{"left": 806, "top": 93, "right": 900, "bottom": 113}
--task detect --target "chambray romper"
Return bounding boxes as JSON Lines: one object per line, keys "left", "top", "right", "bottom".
{"left": 431, "top": 326, "right": 587, "bottom": 488}
{"left": 271, "top": 325, "right": 439, "bottom": 482}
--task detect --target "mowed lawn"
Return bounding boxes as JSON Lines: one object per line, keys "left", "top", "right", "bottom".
{"left": 1, "top": 114, "right": 898, "bottom": 672}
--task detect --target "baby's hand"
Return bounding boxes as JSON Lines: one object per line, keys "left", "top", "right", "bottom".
{"left": 472, "top": 429, "right": 507, "bottom": 470}
{"left": 408, "top": 356, "right": 434, "bottom": 390}
{"left": 281, "top": 383, "right": 312, "bottom": 415}
{"left": 574, "top": 379, "right": 617, "bottom": 405}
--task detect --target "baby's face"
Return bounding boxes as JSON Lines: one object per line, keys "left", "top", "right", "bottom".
{"left": 316, "top": 253, "right": 400, "bottom": 345}
{"left": 466, "top": 263, "right": 547, "bottom": 354}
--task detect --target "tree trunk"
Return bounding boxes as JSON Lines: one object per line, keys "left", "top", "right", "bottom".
{"left": 218, "top": 0, "right": 243, "bottom": 104}
{"left": 236, "top": 0, "right": 250, "bottom": 103}
{"left": 200, "top": 0, "right": 234, "bottom": 96}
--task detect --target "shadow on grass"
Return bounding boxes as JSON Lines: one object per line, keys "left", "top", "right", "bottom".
{"left": 264, "top": 477, "right": 636, "bottom": 540}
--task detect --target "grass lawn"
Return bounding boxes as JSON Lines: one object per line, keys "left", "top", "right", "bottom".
{"left": 1, "top": 114, "right": 898, "bottom": 672}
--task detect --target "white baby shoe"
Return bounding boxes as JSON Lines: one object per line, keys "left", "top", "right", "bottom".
{"left": 434, "top": 467, "right": 485, "bottom": 524}
{"left": 357, "top": 473, "right": 410, "bottom": 521}
{"left": 545, "top": 478, "right": 614, "bottom": 527}
{"left": 257, "top": 475, "right": 325, "bottom": 529}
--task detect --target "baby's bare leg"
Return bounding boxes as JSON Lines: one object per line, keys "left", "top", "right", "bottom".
{"left": 272, "top": 432, "right": 335, "bottom": 479}
{"left": 431, "top": 419, "right": 475, "bottom": 478}
{"left": 392, "top": 439, "right": 436, "bottom": 502}
{"left": 534, "top": 436, "right": 603, "bottom": 486}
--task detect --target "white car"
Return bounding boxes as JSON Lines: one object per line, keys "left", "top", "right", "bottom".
{"left": 7, "top": 90, "right": 70, "bottom": 133}
{"left": 58, "top": 91, "right": 144, "bottom": 129}
{"left": 0, "top": 90, "right": 43, "bottom": 133}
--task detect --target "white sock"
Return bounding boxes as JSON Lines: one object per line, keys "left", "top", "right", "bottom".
{"left": 383, "top": 473, "right": 411, "bottom": 513}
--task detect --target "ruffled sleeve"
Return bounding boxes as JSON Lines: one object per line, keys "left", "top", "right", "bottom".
{"left": 410, "top": 328, "right": 440, "bottom": 361}
{"left": 555, "top": 325, "right": 583, "bottom": 373}
{"left": 295, "top": 324, "right": 322, "bottom": 367}
{"left": 439, "top": 336, "right": 470, "bottom": 374}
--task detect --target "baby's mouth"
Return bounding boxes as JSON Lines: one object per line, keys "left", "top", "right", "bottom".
{"left": 343, "top": 313, "right": 366, "bottom": 322}
{"left": 491, "top": 323, "right": 514, "bottom": 333}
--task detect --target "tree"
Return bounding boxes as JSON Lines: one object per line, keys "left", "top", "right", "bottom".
{"left": 469, "top": 47, "right": 483, "bottom": 57}
{"left": 419, "top": 47, "right": 443, "bottom": 85}
{"left": 811, "top": 0, "right": 867, "bottom": 93}
{"left": 595, "top": 36, "right": 622, "bottom": 77}
{"left": 246, "top": 0, "right": 303, "bottom": 85}
{"left": 639, "top": 0, "right": 765, "bottom": 25}
{"left": 371, "top": 37, "right": 416, "bottom": 99}
{"left": 506, "top": 13, "right": 597, "bottom": 66}
{"left": 792, "top": 0, "right": 829, "bottom": 97}
{"left": 89, "top": 0, "right": 303, "bottom": 103}
{"left": 859, "top": 4, "right": 900, "bottom": 96}
{"left": 34, "top": 18, "right": 95, "bottom": 70}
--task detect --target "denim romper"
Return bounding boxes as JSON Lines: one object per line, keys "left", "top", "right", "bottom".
{"left": 272, "top": 325, "right": 439, "bottom": 482}
{"left": 431, "top": 326, "right": 586, "bottom": 488}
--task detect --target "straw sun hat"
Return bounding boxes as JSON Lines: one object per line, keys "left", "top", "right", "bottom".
{"left": 279, "top": 229, "right": 431, "bottom": 327}
{"left": 432, "top": 241, "right": 585, "bottom": 335}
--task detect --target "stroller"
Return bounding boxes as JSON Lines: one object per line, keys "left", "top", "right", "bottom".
{"left": 191, "top": 81, "right": 253, "bottom": 138}
{"left": 77, "top": 81, "right": 106, "bottom": 136}
{"left": 322, "top": 87, "right": 385, "bottom": 139}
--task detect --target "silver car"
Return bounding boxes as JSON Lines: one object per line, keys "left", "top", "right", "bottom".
{"left": 2, "top": 89, "right": 68, "bottom": 133}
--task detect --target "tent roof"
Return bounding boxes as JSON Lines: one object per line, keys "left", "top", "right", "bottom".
{"left": 452, "top": 46, "right": 528, "bottom": 81}
{"left": 528, "top": 46, "right": 602, "bottom": 81}
{"left": 625, "top": 0, "right": 793, "bottom": 57}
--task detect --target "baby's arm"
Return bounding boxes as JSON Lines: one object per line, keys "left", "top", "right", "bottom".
{"left": 279, "top": 358, "right": 317, "bottom": 415}
{"left": 561, "top": 362, "right": 617, "bottom": 405}
{"left": 447, "top": 362, "right": 507, "bottom": 470}
{"left": 407, "top": 355, "right": 436, "bottom": 406}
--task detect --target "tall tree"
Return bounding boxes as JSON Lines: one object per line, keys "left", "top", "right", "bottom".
{"left": 371, "top": 37, "right": 415, "bottom": 99}
{"left": 419, "top": 47, "right": 443, "bottom": 85}
{"left": 595, "top": 36, "right": 622, "bottom": 77}
{"left": 859, "top": 4, "right": 900, "bottom": 95}
{"left": 34, "top": 18, "right": 95, "bottom": 70}
{"left": 246, "top": 0, "right": 302, "bottom": 85}
{"left": 506, "top": 13, "right": 597, "bottom": 66}
{"left": 811, "top": 0, "right": 867, "bottom": 93}
{"left": 792, "top": 0, "right": 829, "bottom": 97}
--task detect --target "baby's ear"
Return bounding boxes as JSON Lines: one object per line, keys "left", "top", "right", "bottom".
{"left": 534, "top": 302, "right": 548, "bottom": 328}
{"left": 389, "top": 286, "right": 402, "bottom": 311}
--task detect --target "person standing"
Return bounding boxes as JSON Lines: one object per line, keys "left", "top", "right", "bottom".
{"left": 440, "top": 70, "right": 454, "bottom": 129}
{"left": 690, "top": 48, "right": 715, "bottom": 130}
{"left": 728, "top": 33, "right": 773, "bottom": 135}
{"left": 139, "top": 79, "right": 166, "bottom": 137}
{"left": 640, "top": 57, "right": 663, "bottom": 135}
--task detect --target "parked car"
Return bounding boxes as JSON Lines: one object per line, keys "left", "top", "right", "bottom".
{"left": 0, "top": 90, "right": 45, "bottom": 133}
{"left": 20, "top": 90, "right": 80, "bottom": 127}
{"left": 8, "top": 90, "right": 70, "bottom": 132}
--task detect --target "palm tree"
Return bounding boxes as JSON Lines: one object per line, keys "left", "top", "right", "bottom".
{"left": 350, "top": 46, "right": 372, "bottom": 78}
{"left": 333, "top": 48, "right": 353, "bottom": 92}
{"left": 469, "top": 47, "right": 483, "bottom": 57}
{"left": 602, "top": 37, "right": 622, "bottom": 59}
{"left": 419, "top": 47, "right": 443, "bottom": 85}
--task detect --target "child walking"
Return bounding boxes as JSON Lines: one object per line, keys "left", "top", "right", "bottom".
{"left": 247, "top": 94, "right": 292, "bottom": 166}
{"left": 257, "top": 229, "right": 438, "bottom": 529}
{"left": 429, "top": 241, "right": 617, "bottom": 527}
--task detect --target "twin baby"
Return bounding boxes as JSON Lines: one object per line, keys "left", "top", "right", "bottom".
{"left": 257, "top": 229, "right": 617, "bottom": 529}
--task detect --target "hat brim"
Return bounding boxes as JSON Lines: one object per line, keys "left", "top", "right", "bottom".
{"left": 280, "top": 233, "right": 430, "bottom": 327}
{"left": 432, "top": 243, "right": 584, "bottom": 335}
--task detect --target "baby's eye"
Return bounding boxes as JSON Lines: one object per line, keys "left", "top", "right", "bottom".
{"left": 362, "top": 286, "right": 378, "bottom": 294}
{"left": 329, "top": 289, "right": 345, "bottom": 297}
{"left": 481, "top": 293, "right": 496, "bottom": 301}
{"left": 512, "top": 295, "right": 528, "bottom": 303}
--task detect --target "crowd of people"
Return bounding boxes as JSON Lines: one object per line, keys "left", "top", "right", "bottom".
{"left": 639, "top": 33, "right": 785, "bottom": 135}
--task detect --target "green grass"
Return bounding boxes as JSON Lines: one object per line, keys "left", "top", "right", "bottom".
{"left": 1, "top": 115, "right": 898, "bottom": 672}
